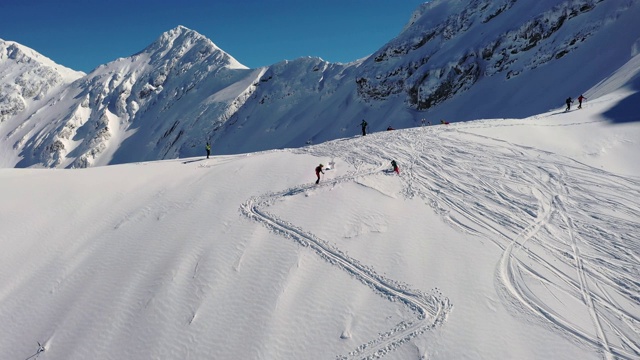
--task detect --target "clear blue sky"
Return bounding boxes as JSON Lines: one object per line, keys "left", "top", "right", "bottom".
{"left": 1, "top": 0, "right": 426, "bottom": 73}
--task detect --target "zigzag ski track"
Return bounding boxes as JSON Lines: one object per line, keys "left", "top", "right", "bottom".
{"left": 241, "top": 172, "right": 452, "bottom": 359}
{"left": 241, "top": 126, "right": 640, "bottom": 359}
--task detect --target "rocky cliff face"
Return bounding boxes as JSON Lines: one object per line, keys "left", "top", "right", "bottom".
{"left": 355, "top": 0, "right": 629, "bottom": 110}
{"left": 0, "top": 40, "right": 83, "bottom": 123}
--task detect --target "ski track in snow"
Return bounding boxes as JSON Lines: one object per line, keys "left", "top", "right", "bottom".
{"left": 239, "top": 126, "right": 640, "bottom": 359}
{"left": 241, "top": 168, "right": 452, "bottom": 359}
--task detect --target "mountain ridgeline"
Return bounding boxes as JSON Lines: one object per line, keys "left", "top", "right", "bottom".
{"left": 1, "top": 0, "right": 639, "bottom": 168}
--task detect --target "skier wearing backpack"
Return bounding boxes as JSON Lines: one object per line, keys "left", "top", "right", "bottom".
{"left": 315, "top": 164, "right": 324, "bottom": 184}
{"left": 565, "top": 97, "right": 573, "bottom": 111}
{"left": 360, "top": 119, "right": 368, "bottom": 136}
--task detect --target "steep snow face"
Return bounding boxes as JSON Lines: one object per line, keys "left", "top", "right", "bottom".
{"left": 211, "top": 57, "right": 362, "bottom": 154}
{"left": 3, "top": 27, "right": 258, "bottom": 168}
{"left": 358, "top": 0, "right": 640, "bottom": 119}
{"left": 2, "top": 1, "right": 640, "bottom": 169}
{"left": 0, "top": 40, "right": 83, "bottom": 123}
{"left": 215, "top": 0, "right": 640, "bottom": 156}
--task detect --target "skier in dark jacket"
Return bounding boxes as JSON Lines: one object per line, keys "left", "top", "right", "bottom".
{"left": 565, "top": 97, "right": 573, "bottom": 111}
{"left": 360, "top": 119, "right": 368, "bottom": 136}
{"left": 315, "top": 164, "right": 324, "bottom": 184}
{"left": 205, "top": 142, "right": 211, "bottom": 158}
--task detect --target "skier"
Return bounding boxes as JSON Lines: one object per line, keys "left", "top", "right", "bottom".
{"left": 577, "top": 94, "right": 587, "bottom": 109}
{"left": 565, "top": 97, "right": 573, "bottom": 111}
{"left": 440, "top": 120, "right": 449, "bottom": 125}
{"left": 391, "top": 160, "right": 399, "bottom": 174}
{"left": 360, "top": 119, "right": 368, "bottom": 136}
{"left": 315, "top": 164, "right": 324, "bottom": 184}
{"left": 205, "top": 142, "right": 211, "bottom": 159}
{"left": 387, "top": 125, "right": 394, "bottom": 131}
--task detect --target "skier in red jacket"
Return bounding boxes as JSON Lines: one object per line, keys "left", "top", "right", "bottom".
{"left": 578, "top": 94, "right": 587, "bottom": 109}
{"left": 391, "top": 160, "right": 399, "bottom": 174}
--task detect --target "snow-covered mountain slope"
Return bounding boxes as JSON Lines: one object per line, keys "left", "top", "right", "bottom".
{"left": 1, "top": 92, "right": 638, "bottom": 360}
{"left": 359, "top": 0, "right": 640, "bottom": 120}
{"left": 0, "top": 40, "right": 84, "bottom": 167}
{"left": 1, "top": 27, "right": 260, "bottom": 168}
{"left": 0, "top": 40, "right": 83, "bottom": 120}
{"left": 1, "top": 0, "right": 640, "bottom": 168}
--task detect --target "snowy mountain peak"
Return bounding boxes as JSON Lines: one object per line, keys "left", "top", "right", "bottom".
{"left": 0, "top": 39, "right": 84, "bottom": 127}
{"left": 140, "top": 25, "right": 247, "bottom": 70}
{"left": 0, "top": 39, "right": 84, "bottom": 80}
{"left": 1, "top": 1, "right": 640, "bottom": 169}
{"left": 148, "top": 25, "right": 211, "bottom": 54}
{"left": 0, "top": 24, "right": 259, "bottom": 168}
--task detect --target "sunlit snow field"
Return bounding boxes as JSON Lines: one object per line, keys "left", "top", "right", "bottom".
{"left": 1, "top": 86, "right": 639, "bottom": 359}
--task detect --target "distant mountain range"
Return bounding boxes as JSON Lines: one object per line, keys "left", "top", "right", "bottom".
{"left": 1, "top": 0, "right": 639, "bottom": 168}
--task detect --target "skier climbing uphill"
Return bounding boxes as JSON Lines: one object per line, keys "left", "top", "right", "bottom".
{"left": 565, "top": 97, "right": 573, "bottom": 111}
{"left": 315, "top": 164, "right": 324, "bottom": 184}
{"left": 578, "top": 94, "right": 587, "bottom": 109}
{"left": 360, "top": 119, "right": 368, "bottom": 136}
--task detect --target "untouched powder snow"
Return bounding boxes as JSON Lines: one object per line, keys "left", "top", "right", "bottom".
{"left": 1, "top": 92, "right": 639, "bottom": 359}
